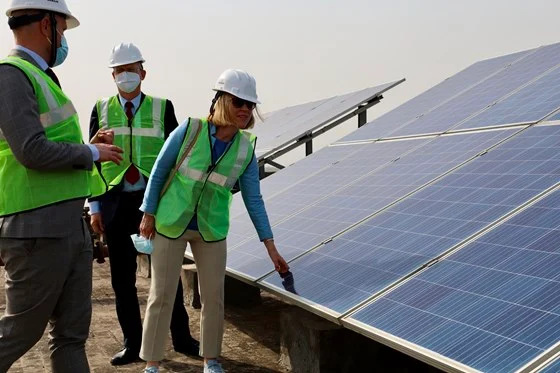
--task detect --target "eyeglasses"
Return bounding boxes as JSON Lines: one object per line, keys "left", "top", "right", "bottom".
{"left": 231, "top": 96, "right": 256, "bottom": 110}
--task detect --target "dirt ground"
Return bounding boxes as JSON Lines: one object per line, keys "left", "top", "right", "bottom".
{"left": 0, "top": 260, "right": 290, "bottom": 373}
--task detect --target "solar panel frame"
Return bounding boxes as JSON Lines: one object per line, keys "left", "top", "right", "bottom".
{"left": 535, "top": 353, "right": 560, "bottom": 373}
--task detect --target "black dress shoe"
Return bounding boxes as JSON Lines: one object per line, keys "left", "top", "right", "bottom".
{"left": 174, "top": 338, "right": 200, "bottom": 357}
{"left": 110, "top": 347, "right": 141, "bottom": 366}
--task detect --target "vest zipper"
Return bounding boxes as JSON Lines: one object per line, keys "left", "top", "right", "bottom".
{"left": 193, "top": 127, "right": 237, "bottom": 218}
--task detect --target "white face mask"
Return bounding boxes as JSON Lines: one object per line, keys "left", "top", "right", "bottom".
{"left": 114, "top": 72, "right": 141, "bottom": 93}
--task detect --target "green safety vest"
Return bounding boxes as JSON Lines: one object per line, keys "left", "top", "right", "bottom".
{"left": 96, "top": 95, "right": 166, "bottom": 189}
{"left": 155, "top": 118, "right": 256, "bottom": 241}
{"left": 0, "top": 56, "right": 106, "bottom": 217}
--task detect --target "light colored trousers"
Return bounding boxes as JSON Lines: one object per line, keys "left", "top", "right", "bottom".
{"left": 140, "top": 230, "right": 227, "bottom": 361}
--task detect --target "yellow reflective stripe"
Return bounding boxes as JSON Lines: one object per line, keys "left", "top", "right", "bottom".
{"left": 29, "top": 70, "right": 58, "bottom": 110}
{"left": 99, "top": 99, "right": 110, "bottom": 127}
{"left": 0, "top": 129, "right": 5, "bottom": 141}
{"left": 178, "top": 119, "right": 201, "bottom": 176}
{"left": 152, "top": 98, "right": 162, "bottom": 128}
{"left": 40, "top": 101, "right": 77, "bottom": 128}
{"left": 225, "top": 133, "right": 252, "bottom": 188}
{"left": 207, "top": 172, "right": 228, "bottom": 187}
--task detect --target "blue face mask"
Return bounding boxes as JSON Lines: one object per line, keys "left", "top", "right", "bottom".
{"left": 53, "top": 35, "right": 69, "bottom": 67}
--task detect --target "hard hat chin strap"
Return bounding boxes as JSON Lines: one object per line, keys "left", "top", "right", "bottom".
{"left": 47, "top": 12, "right": 57, "bottom": 67}
{"left": 209, "top": 91, "right": 224, "bottom": 115}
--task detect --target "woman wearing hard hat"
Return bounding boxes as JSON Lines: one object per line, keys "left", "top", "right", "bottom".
{"left": 138, "top": 69, "right": 289, "bottom": 373}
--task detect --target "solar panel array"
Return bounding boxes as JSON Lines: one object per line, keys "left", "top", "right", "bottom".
{"left": 252, "top": 81, "right": 404, "bottom": 159}
{"left": 219, "top": 42, "right": 560, "bottom": 372}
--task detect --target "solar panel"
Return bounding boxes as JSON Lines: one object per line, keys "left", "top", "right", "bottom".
{"left": 387, "top": 43, "right": 560, "bottom": 137}
{"left": 259, "top": 124, "right": 560, "bottom": 317}
{"left": 340, "top": 48, "right": 534, "bottom": 143}
{"left": 226, "top": 143, "right": 374, "bottom": 247}
{"left": 345, "top": 188, "right": 560, "bottom": 373}
{"left": 225, "top": 138, "right": 430, "bottom": 273}
{"left": 253, "top": 81, "right": 403, "bottom": 159}
{"left": 228, "top": 128, "right": 516, "bottom": 282}
{"left": 454, "top": 65, "right": 560, "bottom": 131}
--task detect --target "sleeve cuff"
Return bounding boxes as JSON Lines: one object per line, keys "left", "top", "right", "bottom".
{"left": 87, "top": 144, "right": 99, "bottom": 162}
{"left": 88, "top": 201, "right": 101, "bottom": 214}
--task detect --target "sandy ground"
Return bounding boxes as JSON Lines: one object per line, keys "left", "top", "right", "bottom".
{"left": 0, "top": 260, "right": 290, "bottom": 373}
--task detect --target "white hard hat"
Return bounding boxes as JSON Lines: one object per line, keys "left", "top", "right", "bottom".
{"left": 213, "top": 69, "right": 260, "bottom": 104}
{"left": 108, "top": 42, "right": 145, "bottom": 68}
{"left": 6, "top": 0, "right": 79, "bottom": 29}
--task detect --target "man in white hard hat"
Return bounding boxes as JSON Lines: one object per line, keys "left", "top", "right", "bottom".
{"left": 0, "top": 0, "right": 123, "bottom": 372}
{"left": 88, "top": 42, "right": 199, "bottom": 366}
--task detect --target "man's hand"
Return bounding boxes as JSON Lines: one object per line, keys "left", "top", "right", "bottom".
{"left": 139, "top": 213, "right": 156, "bottom": 239}
{"left": 90, "top": 213, "right": 104, "bottom": 235}
{"left": 91, "top": 129, "right": 115, "bottom": 144}
{"left": 95, "top": 144, "right": 123, "bottom": 164}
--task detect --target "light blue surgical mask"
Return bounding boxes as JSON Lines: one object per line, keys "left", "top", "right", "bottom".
{"left": 53, "top": 35, "right": 69, "bottom": 67}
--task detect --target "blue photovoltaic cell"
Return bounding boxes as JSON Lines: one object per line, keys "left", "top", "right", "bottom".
{"left": 340, "top": 48, "right": 533, "bottom": 143}
{"left": 226, "top": 138, "right": 428, "bottom": 274}
{"left": 231, "top": 129, "right": 514, "bottom": 281}
{"left": 261, "top": 124, "right": 560, "bottom": 314}
{"left": 227, "top": 143, "right": 369, "bottom": 247}
{"left": 389, "top": 43, "right": 560, "bottom": 137}
{"left": 540, "top": 357, "right": 560, "bottom": 373}
{"left": 348, "top": 190, "right": 560, "bottom": 373}
{"left": 456, "top": 65, "right": 560, "bottom": 130}
{"left": 254, "top": 82, "right": 402, "bottom": 159}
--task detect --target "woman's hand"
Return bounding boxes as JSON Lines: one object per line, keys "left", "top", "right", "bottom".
{"left": 91, "top": 129, "right": 115, "bottom": 145}
{"left": 264, "top": 239, "right": 289, "bottom": 273}
{"left": 139, "top": 213, "right": 156, "bottom": 239}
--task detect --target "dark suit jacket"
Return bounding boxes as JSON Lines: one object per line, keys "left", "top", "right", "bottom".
{"left": 0, "top": 49, "right": 93, "bottom": 238}
{"left": 88, "top": 93, "right": 178, "bottom": 225}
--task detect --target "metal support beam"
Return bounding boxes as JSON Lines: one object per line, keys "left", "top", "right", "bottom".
{"left": 306, "top": 138, "right": 313, "bottom": 156}
{"left": 358, "top": 109, "right": 367, "bottom": 127}
{"left": 265, "top": 158, "right": 285, "bottom": 170}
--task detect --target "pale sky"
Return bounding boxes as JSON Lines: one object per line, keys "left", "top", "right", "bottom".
{"left": 2, "top": 0, "right": 560, "bottom": 145}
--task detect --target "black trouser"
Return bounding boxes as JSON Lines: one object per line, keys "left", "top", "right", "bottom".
{"left": 103, "top": 191, "right": 192, "bottom": 352}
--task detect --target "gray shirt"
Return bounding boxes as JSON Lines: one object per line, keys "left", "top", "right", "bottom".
{"left": 0, "top": 49, "right": 93, "bottom": 238}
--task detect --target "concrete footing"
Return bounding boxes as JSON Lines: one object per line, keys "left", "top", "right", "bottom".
{"left": 279, "top": 307, "right": 343, "bottom": 373}
{"left": 278, "top": 307, "right": 442, "bottom": 373}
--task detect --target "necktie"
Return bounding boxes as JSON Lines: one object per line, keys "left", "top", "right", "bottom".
{"left": 124, "top": 101, "right": 140, "bottom": 184}
{"left": 45, "top": 68, "right": 61, "bottom": 88}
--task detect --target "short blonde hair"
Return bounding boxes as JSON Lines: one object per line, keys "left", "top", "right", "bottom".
{"left": 208, "top": 94, "right": 262, "bottom": 130}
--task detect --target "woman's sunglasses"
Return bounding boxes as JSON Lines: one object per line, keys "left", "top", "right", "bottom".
{"left": 231, "top": 96, "right": 256, "bottom": 110}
